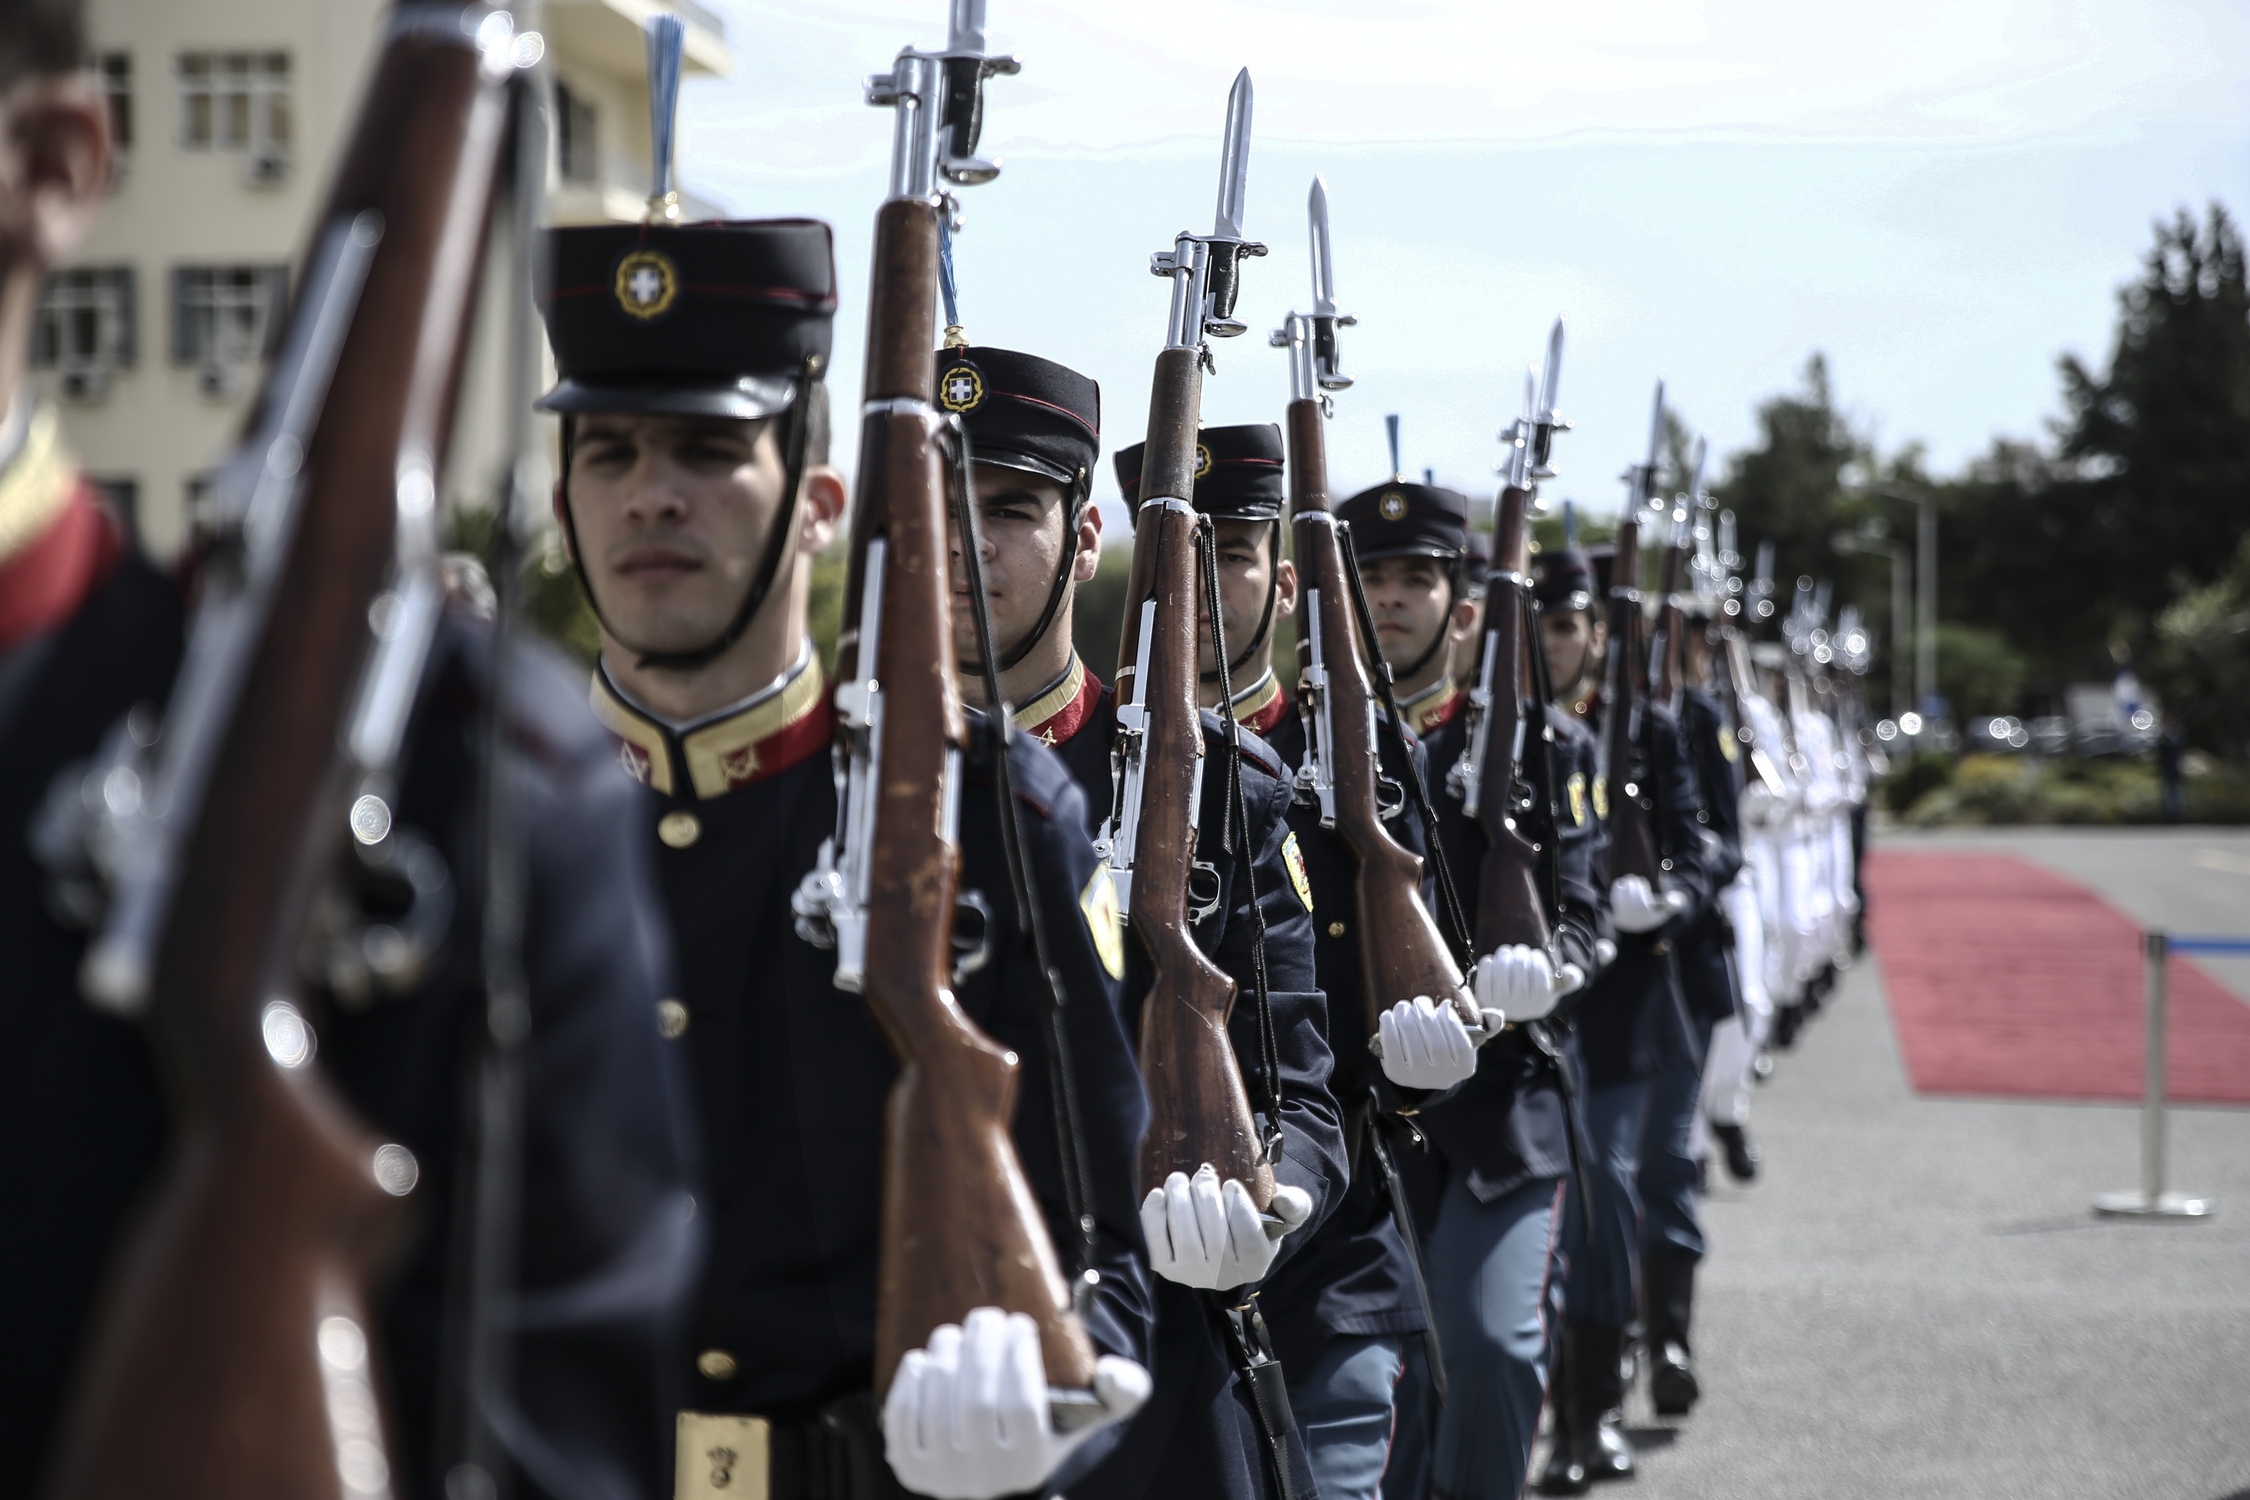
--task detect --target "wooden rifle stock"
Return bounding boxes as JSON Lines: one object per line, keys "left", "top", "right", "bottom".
{"left": 1119, "top": 347, "right": 1275, "bottom": 1207}
{"left": 1601, "top": 515, "right": 1663, "bottom": 886}
{"left": 1470, "top": 484, "right": 1556, "bottom": 957}
{"left": 847, "top": 197, "right": 1095, "bottom": 1398}
{"left": 1283, "top": 398, "right": 1472, "bottom": 1029}
{"left": 1650, "top": 533, "right": 1686, "bottom": 713}
{"left": 48, "top": 15, "right": 510, "bottom": 1499}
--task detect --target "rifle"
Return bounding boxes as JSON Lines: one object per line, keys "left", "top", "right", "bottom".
{"left": 1097, "top": 69, "right": 1277, "bottom": 1208}
{"left": 1601, "top": 382, "right": 1668, "bottom": 888}
{"left": 1271, "top": 179, "right": 1480, "bottom": 1038}
{"left": 51, "top": 10, "right": 531, "bottom": 1496}
{"left": 791, "top": 0, "right": 1099, "bottom": 1406}
{"left": 1648, "top": 437, "right": 1704, "bottom": 715}
{"left": 1454, "top": 321, "right": 1571, "bottom": 963}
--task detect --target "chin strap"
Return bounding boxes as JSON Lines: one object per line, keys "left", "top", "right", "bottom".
{"left": 1198, "top": 521, "right": 1281, "bottom": 685}
{"left": 557, "top": 358, "right": 819, "bottom": 674}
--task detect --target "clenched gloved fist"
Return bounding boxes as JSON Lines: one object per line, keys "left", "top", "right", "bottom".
{"left": 1376, "top": 995, "right": 1481, "bottom": 1090}
{"left": 1471, "top": 945, "right": 1585, "bottom": 1024}
{"left": 1611, "top": 874, "right": 1688, "bottom": 934}
{"left": 883, "top": 1307, "right": 1151, "bottom": 1500}
{"left": 1141, "top": 1163, "right": 1313, "bottom": 1291}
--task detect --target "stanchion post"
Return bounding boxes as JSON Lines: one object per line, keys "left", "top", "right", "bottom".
{"left": 2094, "top": 928, "right": 2212, "bottom": 1219}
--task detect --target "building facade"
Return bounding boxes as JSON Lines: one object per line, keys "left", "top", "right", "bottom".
{"left": 30, "top": 0, "right": 730, "bottom": 560}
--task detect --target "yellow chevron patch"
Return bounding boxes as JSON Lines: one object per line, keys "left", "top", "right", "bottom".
{"left": 1081, "top": 866, "right": 1125, "bottom": 980}
{"left": 1281, "top": 832, "right": 1315, "bottom": 913}
{"left": 1567, "top": 772, "right": 1588, "bottom": 828}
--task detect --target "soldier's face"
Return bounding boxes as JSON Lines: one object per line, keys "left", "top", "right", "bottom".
{"left": 564, "top": 413, "right": 790, "bottom": 654}
{"left": 948, "top": 466, "right": 1100, "bottom": 663}
{"left": 1196, "top": 519, "right": 1295, "bottom": 678}
{"left": 1361, "top": 555, "right": 1460, "bottom": 676}
{"left": 1542, "top": 607, "right": 1606, "bottom": 694}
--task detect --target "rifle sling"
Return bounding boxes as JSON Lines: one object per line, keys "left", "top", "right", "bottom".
{"left": 1205, "top": 1292, "right": 1304, "bottom": 1500}
{"left": 1354, "top": 1100, "right": 1449, "bottom": 1408}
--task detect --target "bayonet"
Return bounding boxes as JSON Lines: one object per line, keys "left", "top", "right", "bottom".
{"left": 1151, "top": 69, "right": 1266, "bottom": 354}
{"left": 1307, "top": 177, "right": 1354, "bottom": 390}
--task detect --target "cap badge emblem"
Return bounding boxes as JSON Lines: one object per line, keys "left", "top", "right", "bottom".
{"left": 939, "top": 363, "right": 986, "bottom": 413}
{"left": 1380, "top": 491, "right": 1408, "bottom": 521}
{"left": 1194, "top": 444, "right": 1213, "bottom": 479}
{"left": 614, "top": 249, "right": 679, "bottom": 320}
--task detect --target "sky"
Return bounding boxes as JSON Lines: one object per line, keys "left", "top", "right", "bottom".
{"left": 670, "top": 0, "right": 2250, "bottom": 532}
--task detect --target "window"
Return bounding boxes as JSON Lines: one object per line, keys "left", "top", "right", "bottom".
{"left": 99, "top": 53, "right": 132, "bottom": 155}
{"left": 555, "top": 80, "right": 598, "bottom": 183}
{"left": 171, "top": 265, "right": 288, "bottom": 370}
{"left": 33, "top": 267, "right": 137, "bottom": 389}
{"left": 90, "top": 477, "right": 140, "bottom": 544}
{"left": 176, "top": 52, "right": 290, "bottom": 155}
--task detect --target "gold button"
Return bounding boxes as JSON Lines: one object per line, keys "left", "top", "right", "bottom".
{"left": 697, "top": 1348, "right": 738, "bottom": 1381}
{"left": 658, "top": 810, "right": 701, "bottom": 848}
{"left": 657, "top": 998, "right": 690, "bottom": 1039}
{"left": 1327, "top": 922, "right": 1346, "bottom": 938}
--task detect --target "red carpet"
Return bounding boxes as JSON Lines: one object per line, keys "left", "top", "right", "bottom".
{"left": 1863, "top": 851, "right": 2250, "bottom": 1104}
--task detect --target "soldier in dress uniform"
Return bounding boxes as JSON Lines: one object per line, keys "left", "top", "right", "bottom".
{"left": 1634, "top": 585, "right": 1746, "bottom": 1421}
{"left": 539, "top": 232, "right": 1159, "bottom": 1497}
{"left": 1359, "top": 512, "right": 1607, "bottom": 1500}
{"left": 1533, "top": 546, "right": 1716, "bottom": 1495}
{"left": 1334, "top": 478, "right": 1480, "bottom": 739}
{"left": 936, "top": 346, "right": 1347, "bottom": 1500}
{"left": 1, "top": 8, "right": 703, "bottom": 1496}
{"left": 1114, "top": 422, "right": 1449, "bottom": 1500}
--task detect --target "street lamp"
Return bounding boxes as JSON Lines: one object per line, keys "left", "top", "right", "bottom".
{"left": 1830, "top": 520, "right": 1910, "bottom": 723}
{"left": 1851, "top": 483, "right": 1938, "bottom": 732}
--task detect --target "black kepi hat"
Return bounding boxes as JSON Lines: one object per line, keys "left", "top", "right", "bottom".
{"left": 1113, "top": 423, "right": 1286, "bottom": 520}
{"left": 1337, "top": 478, "right": 1468, "bottom": 563}
{"left": 536, "top": 218, "right": 836, "bottom": 419}
{"left": 938, "top": 345, "right": 1101, "bottom": 495}
{"left": 1535, "top": 545, "right": 1597, "bottom": 612}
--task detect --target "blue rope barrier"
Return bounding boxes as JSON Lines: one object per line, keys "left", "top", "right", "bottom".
{"left": 2165, "top": 936, "right": 2250, "bottom": 956}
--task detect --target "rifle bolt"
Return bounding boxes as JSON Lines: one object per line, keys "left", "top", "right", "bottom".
{"left": 658, "top": 811, "right": 702, "bottom": 849}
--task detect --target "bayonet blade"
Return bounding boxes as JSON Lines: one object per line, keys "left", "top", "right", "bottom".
{"left": 1309, "top": 176, "right": 1337, "bottom": 316}
{"left": 1641, "top": 380, "right": 1667, "bottom": 500}
{"left": 1213, "top": 68, "right": 1253, "bottom": 241}
{"left": 1535, "top": 317, "right": 1565, "bottom": 422}
{"left": 947, "top": 0, "right": 986, "bottom": 54}
{"left": 1687, "top": 435, "right": 1708, "bottom": 502}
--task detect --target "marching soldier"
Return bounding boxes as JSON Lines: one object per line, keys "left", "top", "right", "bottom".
{"left": 1637, "top": 586, "right": 1747, "bottom": 1420}
{"left": 1336, "top": 477, "right": 1481, "bottom": 740}
{"left": 937, "top": 345, "right": 1347, "bottom": 1500}
{"left": 539, "top": 223, "right": 1159, "bottom": 1494}
{"left": 1535, "top": 545, "right": 1716, "bottom": 1494}
{"left": 1363, "top": 512, "right": 1606, "bottom": 1500}
{"left": 1, "top": 7, "right": 703, "bottom": 1494}
{"left": 1113, "top": 421, "right": 1447, "bottom": 1500}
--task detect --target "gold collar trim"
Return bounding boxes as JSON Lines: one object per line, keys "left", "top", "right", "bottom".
{"left": 1398, "top": 674, "right": 1459, "bottom": 736}
{"left": 1012, "top": 653, "right": 1086, "bottom": 735}
{"left": 0, "top": 405, "right": 75, "bottom": 568}
{"left": 591, "top": 647, "right": 829, "bottom": 800}
{"left": 1231, "top": 667, "right": 1281, "bottom": 722}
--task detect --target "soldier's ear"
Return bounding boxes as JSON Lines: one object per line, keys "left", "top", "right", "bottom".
{"left": 551, "top": 481, "right": 576, "bottom": 561}
{"left": 796, "top": 464, "right": 848, "bottom": 557}
{"left": 1273, "top": 557, "right": 1299, "bottom": 617}
{"left": 1071, "top": 500, "right": 1103, "bottom": 583}
{"left": 12, "top": 76, "right": 113, "bottom": 268}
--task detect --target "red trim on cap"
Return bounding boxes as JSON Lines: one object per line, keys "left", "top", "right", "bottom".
{"left": 542, "top": 280, "right": 831, "bottom": 307}
{"left": 991, "top": 388, "right": 1099, "bottom": 441}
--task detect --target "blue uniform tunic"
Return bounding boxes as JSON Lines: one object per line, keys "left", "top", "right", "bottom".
{"left": 1028, "top": 659, "right": 1346, "bottom": 1500}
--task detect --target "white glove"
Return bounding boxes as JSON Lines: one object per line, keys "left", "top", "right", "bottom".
{"left": 1140, "top": 1163, "right": 1313, "bottom": 1291}
{"left": 883, "top": 1307, "right": 1151, "bottom": 1500}
{"left": 1471, "top": 945, "right": 1585, "bottom": 1024}
{"left": 1611, "top": 875, "right": 1688, "bottom": 934}
{"left": 1376, "top": 995, "right": 1480, "bottom": 1089}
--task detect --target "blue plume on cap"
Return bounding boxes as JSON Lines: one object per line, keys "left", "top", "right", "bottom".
{"left": 1563, "top": 498, "right": 1578, "bottom": 548}
{"left": 1385, "top": 413, "right": 1401, "bottom": 480}
{"left": 646, "top": 14, "right": 686, "bottom": 216}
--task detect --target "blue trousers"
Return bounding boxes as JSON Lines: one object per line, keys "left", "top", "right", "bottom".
{"left": 1638, "top": 1050, "right": 1707, "bottom": 1263}
{"left": 1561, "top": 1080, "right": 1650, "bottom": 1328}
{"left": 1385, "top": 1174, "right": 1565, "bottom": 1500}
{"left": 1285, "top": 1333, "right": 1405, "bottom": 1500}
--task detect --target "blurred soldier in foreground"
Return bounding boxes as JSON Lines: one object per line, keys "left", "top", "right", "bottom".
{"left": 1, "top": 4, "right": 701, "bottom": 1495}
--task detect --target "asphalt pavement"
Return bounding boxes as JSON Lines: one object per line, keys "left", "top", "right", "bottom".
{"left": 1597, "top": 827, "right": 2250, "bottom": 1500}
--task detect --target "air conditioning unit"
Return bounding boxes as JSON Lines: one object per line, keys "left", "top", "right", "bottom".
{"left": 60, "top": 367, "right": 112, "bottom": 402}
{"left": 243, "top": 149, "right": 291, "bottom": 187}
{"left": 197, "top": 362, "right": 244, "bottom": 399}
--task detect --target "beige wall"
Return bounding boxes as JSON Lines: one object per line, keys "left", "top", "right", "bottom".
{"left": 31, "top": 0, "right": 728, "bottom": 559}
